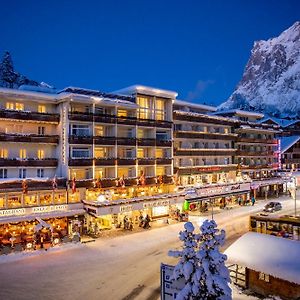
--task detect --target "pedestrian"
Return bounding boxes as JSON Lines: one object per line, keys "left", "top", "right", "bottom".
{"left": 251, "top": 196, "right": 256, "bottom": 206}
{"left": 238, "top": 197, "right": 242, "bottom": 206}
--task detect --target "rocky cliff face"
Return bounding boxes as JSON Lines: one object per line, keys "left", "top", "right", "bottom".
{"left": 219, "top": 21, "right": 300, "bottom": 118}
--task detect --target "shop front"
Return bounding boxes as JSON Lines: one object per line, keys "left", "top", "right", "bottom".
{"left": 250, "top": 178, "right": 286, "bottom": 199}
{"left": 185, "top": 182, "right": 251, "bottom": 212}
{"left": 83, "top": 193, "right": 185, "bottom": 233}
{"left": 0, "top": 203, "right": 85, "bottom": 254}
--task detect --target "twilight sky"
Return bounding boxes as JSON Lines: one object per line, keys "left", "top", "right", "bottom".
{"left": 0, "top": 0, "right": 299, "bottom": 106}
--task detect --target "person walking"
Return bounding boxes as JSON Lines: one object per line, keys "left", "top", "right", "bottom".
{"left": 251, "top": 196, "right": 256, "bottom": 206}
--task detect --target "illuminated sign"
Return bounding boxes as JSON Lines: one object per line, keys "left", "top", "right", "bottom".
{"left": 32, "top": 205, "right": 68, "bottom": 213}
{"left": 0, "top": 208, "right": 25, "bottom": 217}
{"left": 120, "top": 205, "right": 133, "bottom": 213}
{"left": 143, "top": 200, "right": 170, "bottom": 209}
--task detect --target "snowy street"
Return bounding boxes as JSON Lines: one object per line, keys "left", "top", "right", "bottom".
{"left": 0, "top": 196, "right": 296, "bottom": 300}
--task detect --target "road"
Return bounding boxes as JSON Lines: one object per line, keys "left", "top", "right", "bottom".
{"left": 0, "top": 196, "right": 297, "bottom": 300}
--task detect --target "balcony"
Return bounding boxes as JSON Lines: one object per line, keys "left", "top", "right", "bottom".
{"left": 0, "top": 109, "right": 60, "bottom": 123}
{"left": 95, "top": 158, "right": 115, "bottom": 166}
{"left": 156, "top": 140, "right": 172, "bottom": 147}
{"left": 117, "top": 116, "right": 137, "bottom": 126}
{"left": 137, "top": 138, "right": 156, "bottom": 146}
{"left": 68, "top": 158, "right": 93, "bottom": 166}
{"left": 174, "top": 131, "right": 237, "bottom": 141}
{"left": 69, "top": 112, "right": 116, "bottom": 124}
{"left": 136, "top": 118, "right": 172, "bottom": 128}
{"left": 174, "top": 149, "right": 236, "bottom": 156}
{"left": 0, "top": 158, "right": 58, "bottom": 167}
{"left": 0, "top": 134, "right": 59, "bottom": 144}
{"left": 117, "top": 137, "right": 136, "bottom": 146}
{"left": 94, "top": 136, "right": 116, "bottom": 145}
{"left": 69, "top": 135, "right": 93, "bottom": 144}
{"left": 236, "top": 150, "right": 275, "bottom": 157}
{"left": 240, "top": 164, "right": 278, "bottom": 170}
{"left": 237, "top": 137, "right": 278, "bottom": 144}
{"left": 117, "top": 158, "right": 136, "bottom": 165}
{"left": 156, "top": 158, "right": 172, "bottom": 165}
{"left": 282, "top": 158, "right": 300, "bottom": 164}
{"left": 137, "top": 158, "right": 155, "bottom": 165}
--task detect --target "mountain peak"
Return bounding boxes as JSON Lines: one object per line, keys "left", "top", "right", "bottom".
{"left": 219, "top": 21, "right": 300, "bottom": 118}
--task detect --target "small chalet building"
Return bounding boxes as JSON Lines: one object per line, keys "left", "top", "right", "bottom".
{"left": 225, "top": 232, "right": 300, "bottom": 300}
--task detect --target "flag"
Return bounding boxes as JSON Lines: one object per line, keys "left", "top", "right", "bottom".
{"left": 71, "top": 177, "right": 76, "bottom": 194}
{"left": 22, "top": 180, "right": 28, "bottom": 194}
{"left": 52, "top": 176, "right": 58, "bottom": 190}
{"left": 138, "top": 170, "right": 146, "bottom": 186}
{"left": 119, "top": 175, "right": 125, "bottom": 188}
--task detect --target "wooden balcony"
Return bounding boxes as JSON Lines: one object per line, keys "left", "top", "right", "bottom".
{"left": 137, "top": 158, "right": 155, "bottom": 165}
{"left": 117, "top": 116, "right": 137, "bottom": 126}
{"left": 137, "top": 138, "right": 156, "bottom": 146}
{"left": 117, "top": 158, "right": 136, "bottom": 165}
{"left": 117, "top": 137, "right": 136, "bottom": 146}
{"left": 0, "top": 109, "right": 60, "bottom": 123}
{"left": 0, "top": 158, "right": 58, "bottom": 167}
{"left": 174, "top": 131, "right": 237, "bottom": 141}
{"left": 282, "top": 158, "right": 300, "bottom": 164}
{"left": 237, "top": 137, "right": 278, "bottom": 144}
{"left": 156, "top": 140, "right": 172, "bottom": 147}
{"left": 236, "top": 150, "right": 275, "bottom": 157}
{"left": 0, "top": 134, "right": 59, "bottom": 144}
{"left": 240, "top": 164, "right": 278, "bottom": 170}
{"left": 94, "top": 136, "right": 116, "bottom": 145}
{"left": 95, "top": 158, "right": 115, "bottom": 166}
{"left": 174, "top": 149, "right": 236, "bottom": 156}
{"left": 156, "top": 158, "right": 172, "bottom": 165}
{"left": 69, "top": 135, "right": 93, "bottom": 144}
{"left": 68, "top": 158, "right": 93, "bottom": 166}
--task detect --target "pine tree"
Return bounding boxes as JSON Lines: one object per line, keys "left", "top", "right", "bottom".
{"left": 196, "top": 220, "right": 231, "bottom": 300}
{"left": 168, "top": 220, "right": 232, "bottom": 300}
{"left": 168, "top": 222, "right": 202, "bottom": 300}
{"left": 0, "top": 51, "right": 18, "bottom": 88}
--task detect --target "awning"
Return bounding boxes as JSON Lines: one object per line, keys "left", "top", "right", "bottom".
{"left": 0, "top": 209, "right": 86, "bottom": 225}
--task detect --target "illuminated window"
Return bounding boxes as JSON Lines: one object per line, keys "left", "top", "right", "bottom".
{"left": 19, "top": 149, "right": 26, "bottom": 159}
{"left": 95, "top": 148, "right": 106, "bottom": 158}
{"left": 137, "top": 96, "right": 150, "bottom": 119}
{"left": 117, "top": 109, "right": 128, "bottom": 117}
{"left": 7, "top": 195, "right": 21, "bottom": 208}
{"left": 155, "top": 98, "right": 165, "bottom": 121}
{"left": 40, "top": 193, "right": 52, "bottom": 205}
{"left": 37, "top": 149, "right": 45, "bottom": 159}
{"left": 259, "top": 272, "right": 270, "bottom": 282}
{"left": 156, "top": 166, "right": 165, "bottom": 176}
{"left": 15, "top": 103, "right": 24, "bottom": 111}
{"left": 224, "top": 127, "right": 229, "bottom": 134}
{"left": 38, "top": 105, "right": 46, "bottom": 113}
{"left": 6, "top": 102, "right": 14, "bottom": 110}
{"left": 24, "top": 194, "right": 38, "bottom": 206}
{"left": 95, "top": 126, "right": 104, "bottom": 136}
{"left": 137, "top": 148, "right": 144, "bottom": 158}
{"left": 0, "top": 149, "right": 8, "bottom": 158}
{"left": 0, "top": 195, "right": 5, "bottom": 208}
{"left": 54, "top": 192, "right": 67, "bottom": 204}
{"left": 137, "top": 129, "right": 145, "bottom": 139}
{"left": 156, "top": 149, "right": 163, "bottom": 158}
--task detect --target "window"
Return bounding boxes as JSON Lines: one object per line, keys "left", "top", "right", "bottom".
{"left": 137, "top": 148, "right": 144, "bottom": 158}
{"left": 37, "top": 168, "right": 44, "bottom": 178}
{"left": 224, "top": 128, "right": 229, "bottom": 134}
{"left": 19, "top": 168, "right": 26, "bottom": 179}
{"left": 156, "top": 131, "right": 168, "bottom": 140}
{"left": 71, "top": 148, "right": 90, "bottom": 158}
{"left": 38, "top": 105, "right": 46, "bottom": 113}
{"left": 0, "top": 149, "right": 8, "bottom": 158}
{"left": 95, "top": 126, "right": 104, "bottom": 136}
{"left": 224, "top": 158, "right": 229, "bottom": 165}
{"left": 38, "top": 126, "right": 45, "bottom": 135}
{"left": 155, "top": 98, "right": 165, "bottom": 121}
{"left": 202, "top": 158, "right": 207, "bottom": 165}
{"left": 6, "top": 102, "right": 14, "bottom": 110}
{"left": 95, "top": 148, "right": 106, "bottom": 158}
{"left": 156, "top": 148, "right": 163, "bottom": 158}
{"left": 71, "top": 124, "right": 90, "bottom": 136}
{"left": 15, "top": 103, "right": 24, "bottom": 111}
{"left": 214, "top": 158, "right": 218, "bottom": 165}
{"left": 137, "top": 96, "right": 150, "bottom": 119}
{"left": 0, "top": 195, "right": 5, "bottom": 208}
{"left": 0, "top": 169, "right": 7, "bottom": 178}
{"left": 258, "top": 272, "right": 270, "bottom": 282}
{"left": 19, "top": 149, "right": 26, "bottom": 159}
{"left": 24, "top": 194, "right": 38, "bottom": 206}
{"left": 37, "top": 149, "right": 45, "bottom": 159}
{"left": 117, "top": 109, "right": 128, "bottom": 117}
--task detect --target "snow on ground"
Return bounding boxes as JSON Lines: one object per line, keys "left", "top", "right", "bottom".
{"left": 0, "top": 196, "right": 295, "bottom": 300}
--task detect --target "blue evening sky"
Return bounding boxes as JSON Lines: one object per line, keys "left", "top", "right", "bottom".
{"left": 0, "top": 0, "right": 299, "bottom": 106}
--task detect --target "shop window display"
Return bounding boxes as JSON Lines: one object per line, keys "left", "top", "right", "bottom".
{"left": 69, "top": 191, "right": 80, "bottom": 203}
{"left": 39, "top": 193, "right": 53, "bottom": 206}
{"left": 54, "top": 192, "right": 67, "bottom": 204}
{"left": 0, "top": 195, "right": 5, "bottom": 208}
{"left": 24, "top": 194, "right": 38, "bottom": 206}
{"left": 7, "top": 195, "right": 22, "bottom": 208}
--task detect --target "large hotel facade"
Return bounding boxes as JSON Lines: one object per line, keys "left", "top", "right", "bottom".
{"left": 0, "top": 84, "right": 285, "bottom": 252}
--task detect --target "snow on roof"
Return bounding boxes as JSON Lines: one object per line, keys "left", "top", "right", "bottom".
{"left": 279, "top": 135, "right": 300, "bottom": 153}
{"left": 214, "top": 109, "right": 264, "bottom": 118}
{"left": 258, "top": 116, "right": 300, "bottom": 128}
{"left": 224, "top": 232, "right": 300, "bottom": 285}
{"left": 91, "top": 97, "right": 138, "bottom": 109}
{"left": 174, "top": 99, "right": 217, "bottom": 112}
{"left": 113, "top": 85, "right": 178, "bottom": 98}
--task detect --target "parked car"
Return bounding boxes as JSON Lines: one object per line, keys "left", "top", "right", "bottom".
{"left": 263, "top": 202, "right": 282, "bottom": 213}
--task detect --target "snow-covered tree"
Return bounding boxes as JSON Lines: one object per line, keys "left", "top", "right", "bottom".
{"left": 168, "top": 220, "right": 231, "bottom": 300}
{"left": 168, "top": 222, "right": 202, "bottom": 300}
{"left": 0, "top": 51, "right": 18, "bottom": 88}
{"left": 196, "top": 220, "right": 231, "bottom": 300}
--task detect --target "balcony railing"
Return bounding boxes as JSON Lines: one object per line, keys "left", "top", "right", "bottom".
{"left": 237, "top": 137, "right": 278, "bottom": 144}
{"left": 68, "top": 158, "right": 94, "bottom": 166}
{"left": 69, "top": 135, "right": 93, "bottom": 144}
{"left": 94, "top": 136, "right": 116, "bottom": 145}
{"left": 117, "top": 158, "right": 137, "bottom": 165}
{"left": 137, "top": 158, "right": 155, "bottom": 165}
{"left": 240, "top": 164, "right": 278, "bottom": 170}
{"left": 156, "top": 140, "right": 172, "bottom": 147}
{"left": 0, "top": 109, "right": 60, "bottom": 123}
{"left": 95, "top": 158, "right": 115, "bottom": 166}
{"left": 174, "top": 131, "right": 237, "bottom": 141}
{"left": 156, "top": 158, "right": 172, "bottom": 165}
{"left": 0, "top": 158, "right": 58, "bottom": 167}
{"left": 236, "top": 150, "right": 275, "bottom": 157}
{"left": 174, "top": 149, "right": 236, "bottom": 156}
{"left": 117, "top": 137, "right": 136, "bottom": 146}
{"left": 137, "top": 138, "right": 156, "bottom": 146}
{"left": 0, "top": 134, "right": 59, "bottom": 144}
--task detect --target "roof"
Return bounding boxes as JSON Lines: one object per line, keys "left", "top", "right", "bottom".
{"left": 174, "top": 99, "right": 217, "bottom": 112}
{"left": 279, "top": 135, "right": 300, "bottom": 153}
{"left": 258, "top": 117, "right": 300, "bottom": 128}
{"left": 224, "top": 232, "right": 300, "bottom": 285}
{"left": 113, "top": 85, "right": 178, "bottom": 98}
{"left": 214, "top": 109, "right": 264, "bottom": 118}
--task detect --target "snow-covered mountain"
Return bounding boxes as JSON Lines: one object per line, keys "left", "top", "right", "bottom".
{"left": 0, "top": 51, "right": 54, "bottom": 90}
{"left": 219, "top": 21, "right": 300, "bottom": 118}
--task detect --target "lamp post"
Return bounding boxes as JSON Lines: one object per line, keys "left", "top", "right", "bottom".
{"left": 293, "top": 176, "right": 297, "bottom": 217}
